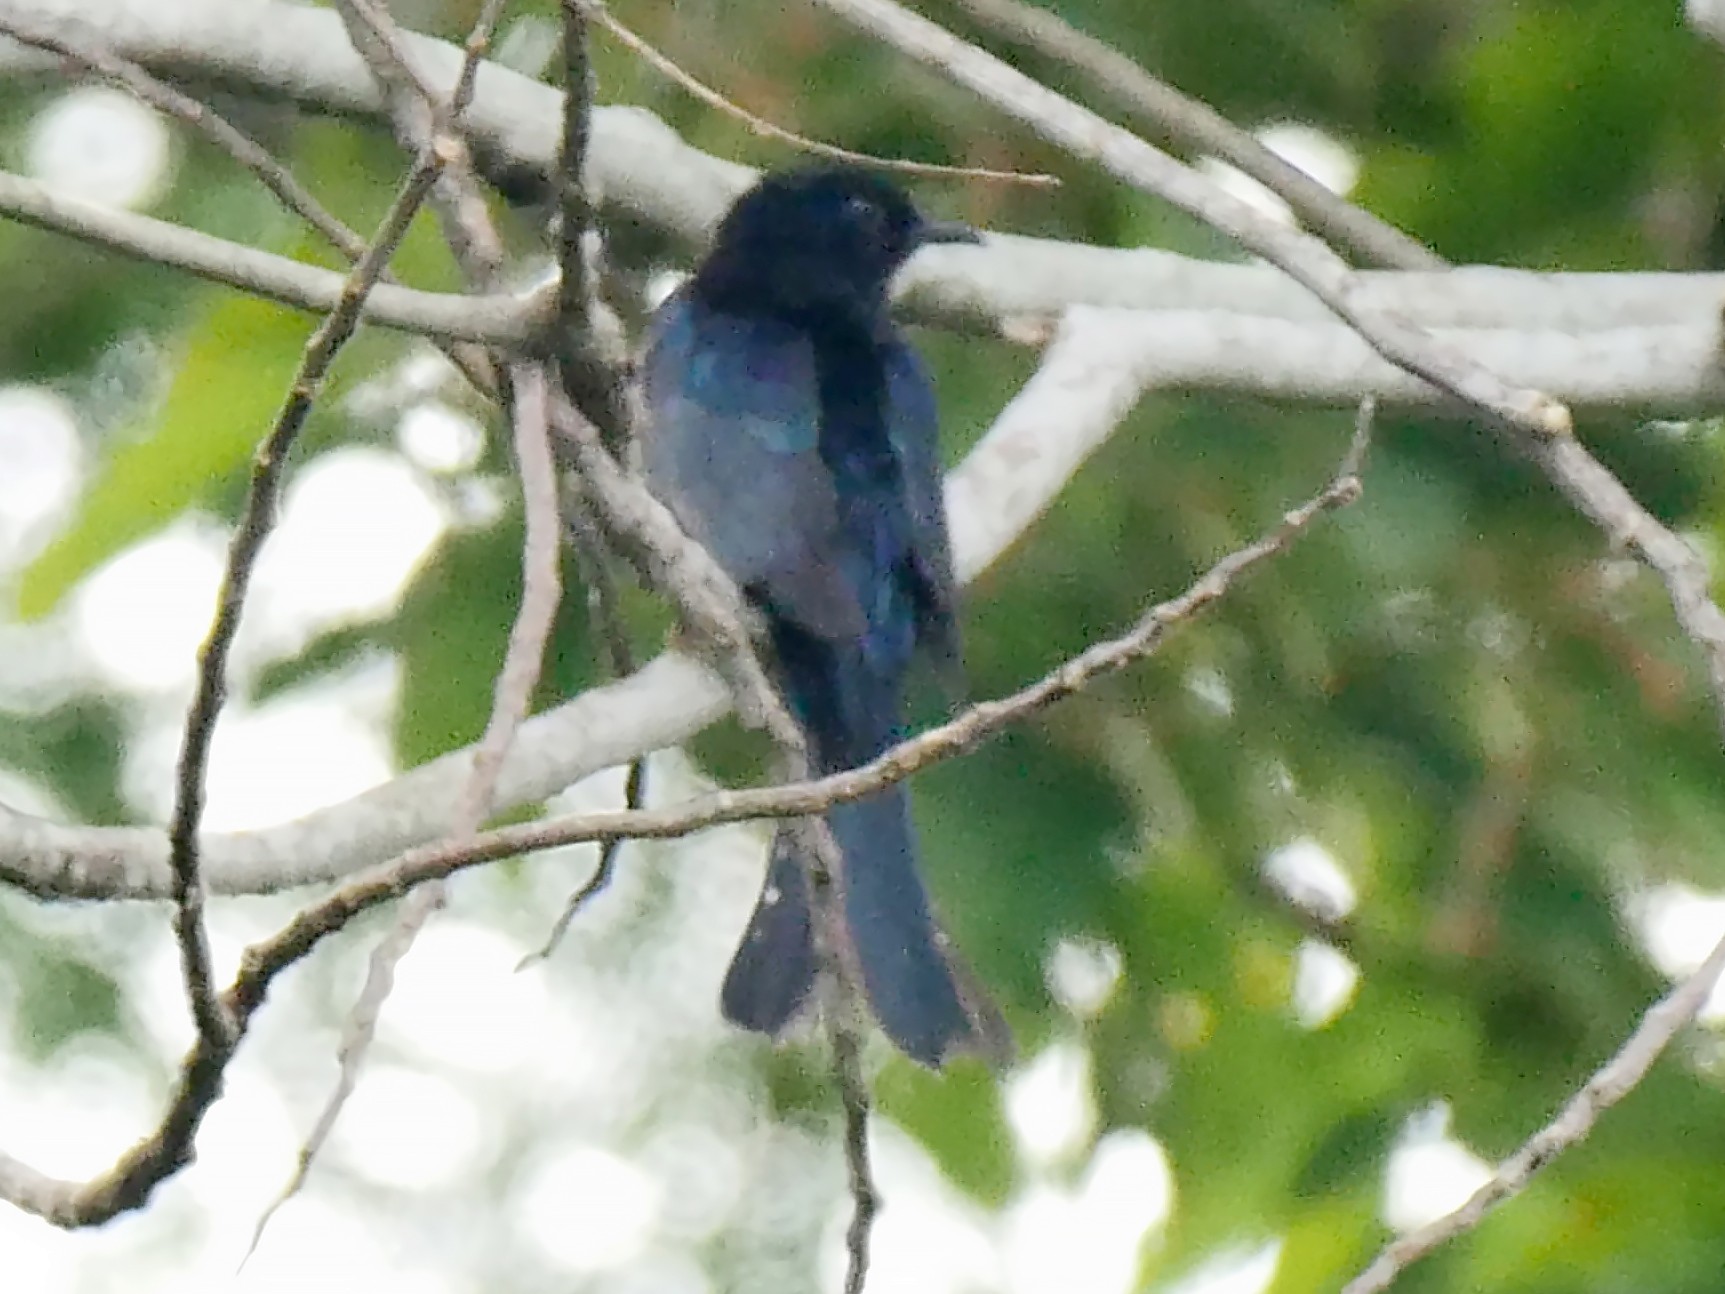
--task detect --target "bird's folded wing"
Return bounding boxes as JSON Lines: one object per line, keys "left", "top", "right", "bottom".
{"left": 642, "top": 296, "right": 869, "bottom": 641}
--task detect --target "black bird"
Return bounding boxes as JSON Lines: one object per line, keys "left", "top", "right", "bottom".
{"left": 639, "top": 164, "right": 1009, "bottom": 1067}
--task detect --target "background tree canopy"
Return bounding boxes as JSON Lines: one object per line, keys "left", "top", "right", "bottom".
{"left": 3, "top": 0, "right": 1725, "bottom": 1291}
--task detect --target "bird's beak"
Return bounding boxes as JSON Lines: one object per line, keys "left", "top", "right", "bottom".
{"left": 916, "top": 219, "right": 983, "bottom": 247}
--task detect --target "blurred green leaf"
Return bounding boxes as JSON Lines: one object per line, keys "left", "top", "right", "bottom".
{"left": 877, "top": 1057, "right": 1017, "bottom": 1205}
{"left": 15, "top": 290, "right": 310, "bottom": 619}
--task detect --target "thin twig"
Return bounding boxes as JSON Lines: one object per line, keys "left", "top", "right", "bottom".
{"left": 164, "top": 148, "right": 447, "bottom": 1058}
{"left": 336, "top": 0, "right": 452, "bottom": 107}
{"left": 567, "top": 509, "right": 648, "bottom": 797}
{"left": 586, "top": 0, "right": 1057, "bottom": 189}
{"left": 333, "top": 0, "right": 508, "bottom": 281}
{"left": 513, "top": 0, "right": 649, "bottom": 968}
{"left": 553, "top": 0, "right": 635, "bottom": 449}
{"left": 247, "top": 0, "right": 535, "bottom": 1250}
{"left": 245, "top": 365, "right": 564, "bottom": 1258}
{"left": 832, "top": 1017, "right": 879, "bottom": 1294}
{"left": 557, "top": 0, "right": 597, "bottom": 345}
{"left": 457, "top": 366, "right": 566, "bottom": 831}
{"left": 516, "top": 498, "right": 647, "bottom": 969}
{"left": 1340, "top": 926, "right": 1725, "bottom": 1294}
{"left": 946, "top": 0, "right": 1435, "bottom": 267}
{"left": 238, "top": 879, "right": 439, "bottom": 1265}
{"left": 515, "top": 752, "right": 643, "bottom": 969}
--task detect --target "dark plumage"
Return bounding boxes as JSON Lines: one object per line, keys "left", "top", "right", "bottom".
{"left": 639, "top": 165, "right": 1008, "bottom": 1067}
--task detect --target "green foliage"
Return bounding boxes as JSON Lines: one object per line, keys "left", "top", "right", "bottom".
{"left": 15, "top": 291, "right": 312, "bottom": 618}
{"left": 878, "top": 1056, "right": 1017, "bottom": 1205}
{"left": 385, "top": 515, "right": 606, "bottom": 767}
{"left": 6, "top": 923, "right": 122, "bottom": 1061}
{"left": 0, "top": 697, "right": 129, "bottom": 828}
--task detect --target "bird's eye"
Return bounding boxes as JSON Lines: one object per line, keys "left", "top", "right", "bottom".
{"left": 844, "top": 195, "right": 883, "bottom": 231}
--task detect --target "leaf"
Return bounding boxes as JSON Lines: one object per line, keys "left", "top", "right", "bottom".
{"left": 15, "top": 290, "right": 310, "bottom": 619}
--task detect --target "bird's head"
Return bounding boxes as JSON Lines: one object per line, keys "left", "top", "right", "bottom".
{"left": 691, "top": 164, "right": 980, "bottom": 324}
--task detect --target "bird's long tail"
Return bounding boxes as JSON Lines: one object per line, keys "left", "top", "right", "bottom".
{"left": 720, "top": 630, "right": 1008, "bottom": 1067}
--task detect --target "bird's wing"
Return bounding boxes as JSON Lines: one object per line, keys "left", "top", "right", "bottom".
{"left": 883, "top": 337, "right": 963, "bottom": 679}
{"left": 642, "top": 296, "right": 868, "bottom": 640}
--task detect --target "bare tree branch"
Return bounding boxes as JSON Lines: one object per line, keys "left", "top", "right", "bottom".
{"left": 1340, "top": 926, "right": 1725, "bottom": 1294}
{"left": 332, "top": 0, "right": 507, "bottom": 284}
{"left": 513, "top": 0, "right": 649, "bottom": 967}
{"left": 947, "top": 0, "right": 1441, "bottom": 269}
{"left": 0, "top": 647, "right": 727, "bottom": 899}
{"left": 166, "top": 146, "right": 448, "bottom": 1058}
{"left": 462, "top": 291, "right": 564, "bottom": 835}
{"left": 584, "top": 0, "right": 1056, "bottom": 189}
{"left": 0, "top": 167, "right": 533, "bottom": 341}
{"left": 834, "top": 1013, "right": 880, "bottom": 1294}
